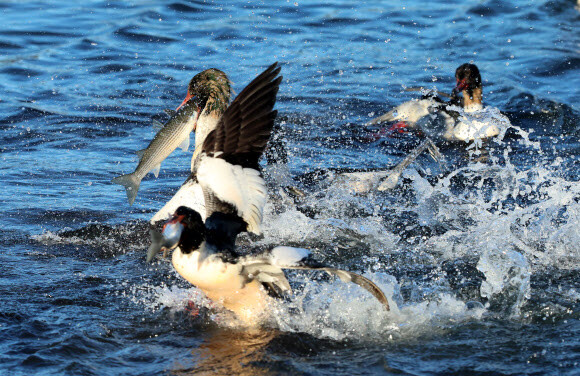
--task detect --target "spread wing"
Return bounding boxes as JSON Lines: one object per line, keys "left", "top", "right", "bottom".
{"left": 196, "top": 62, "right": 282, "bottom": 235}
{"left": 239, "top": 246, "right": 390, "bottom": 311}
{"left": 202, "top": 62, "right": 282, "bottom": 169}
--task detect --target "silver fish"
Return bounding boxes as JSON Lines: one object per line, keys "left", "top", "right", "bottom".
{"left": 112, "top": 100, "right": 199, "bottom": 205}
{"left": 146, "top": 220, "right": 184, "bottom": 263}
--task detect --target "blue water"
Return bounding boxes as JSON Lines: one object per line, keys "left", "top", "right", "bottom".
{"left": 1, "top": 1, "right": 579, "bottom": 375}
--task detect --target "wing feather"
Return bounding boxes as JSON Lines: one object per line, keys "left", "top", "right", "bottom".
{"left": 238, "top": 246, "right": 391, "bottom": 311}
{"left": 202, "top": 62, "right": 282, "bottom": 167}
{"left": 195, "top": 63, "right": 281, "bottom": 234}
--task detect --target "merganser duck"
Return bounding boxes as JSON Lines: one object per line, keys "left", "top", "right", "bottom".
{"left": 112, "top": 69, "right": 231, "bottom": 206}
{"left": 177, "top": 68, "right": 232, "bottom": 171}
{"left": 147, "top": 63, "right": 390, "bottom": 324}
{"left": 150, "top": 66, "right": 289, "bottom": 224}
{"left": 367, "top": 63, "right": 510, "bottom": 142}
{"left": 149, "top": 68, "right": 235, "bottom": 223}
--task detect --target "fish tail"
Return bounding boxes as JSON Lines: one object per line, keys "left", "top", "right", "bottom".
{"left": 146, "top": 228, "right": 163, "bottom": 263}
{"left": 111, "top": 173, "right": 140, "bottom": 205}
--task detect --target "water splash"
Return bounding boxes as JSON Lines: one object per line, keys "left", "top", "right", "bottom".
{"left": 138, "top": 271, "right": 486, "bottom": 342}
{"left": 477, "top": 248, "right": 530, "bottom": 317}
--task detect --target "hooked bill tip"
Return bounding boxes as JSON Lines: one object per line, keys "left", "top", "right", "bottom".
{"left": 176, "top": 91, "right": 193, "bottom": 111}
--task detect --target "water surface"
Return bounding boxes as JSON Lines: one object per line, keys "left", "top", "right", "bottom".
{"left": 1, "top": 1, "right": 579, "bottom": 375}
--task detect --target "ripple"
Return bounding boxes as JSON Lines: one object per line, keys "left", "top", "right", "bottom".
{"left": 115, "top": 26, "right": 179, "bottom": 44}
{"left": 91, "top": 63, "right": 134, "bottom": 74}
{"left": 167, "top": 2, "right": 205, "bottom": 13}
{"left": 0, "top": 40, "right": 23, "bottom": 50}
{"left": 21, "top": 354, "right": 56, "bottom": 367}
{"left": 0, "top": 30, "right": 79, "bottom": 38}
{"left": 0, "top": 66, "right": 42, "bottom": 77}
{"left": 534, "top": 57, "right": 580, "bottom": 77}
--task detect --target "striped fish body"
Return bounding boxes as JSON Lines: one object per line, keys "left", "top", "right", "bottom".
{"left": 112, "top": 100, "right": 199, "bottom": 205}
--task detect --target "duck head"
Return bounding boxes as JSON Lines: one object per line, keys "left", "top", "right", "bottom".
{"left": 453, "top": 63, "right": 482, "bottom": 108}
{"left": 176, "top": 68, "right": 232, "bottom": 129}
{"left": 147, "top": 206, "right": 206, "bottom": 262}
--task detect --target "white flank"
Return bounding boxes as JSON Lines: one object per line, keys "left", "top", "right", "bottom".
{"left": 269, "top": 246, "right": 310, "bottom": 267}
{"left": 389, "top": 98, "right": 434, "bottom": 123}
{"left": 197, "top": 156, "right": 267, "bottom": 234}
{"left": 449, "top": 106, "right": 510, "bottom": 141}
{"left": 150, "top": 180, "right": 206, "bottom": 224}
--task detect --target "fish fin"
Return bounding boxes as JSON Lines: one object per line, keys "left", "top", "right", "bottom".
{"left": 164, "top": 109, "right": 177, "bottom": 117}
{"left": 111, "top": 173, "right": 140, "bottom": 205}
{"left": 136, "top": 149, "right": 146, "bottom": 160}
{"left": 151, "top": 164, "right": 161, "bottom": 178}
{"left": 152, "top": 119, "right": 164, "bottom": 129}
{"left": 147, "top": 228, "right": 163, "bottom": 263}
{"left": 179, "top": 136, "right": 190, "bottom": 152}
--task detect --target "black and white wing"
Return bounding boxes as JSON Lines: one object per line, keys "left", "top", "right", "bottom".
{"left": 239, "top": 246, "right": 391, "bottom": 311}
{"left": 196, "top": 62, "right": 282, "bottom": 235}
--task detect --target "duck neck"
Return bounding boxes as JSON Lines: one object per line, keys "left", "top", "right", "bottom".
{"left": 194, "top": 111, "right": 221, "bottom": 150}
{"left": 193, "top": 78, "right": 231, "bottom": 150}
{"left": 462, "top": 87, "right": 483, "bottom": 111}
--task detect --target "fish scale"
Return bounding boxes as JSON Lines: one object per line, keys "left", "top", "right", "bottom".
{"left": 112, "top": 99, "right": 199, "bottom": 205}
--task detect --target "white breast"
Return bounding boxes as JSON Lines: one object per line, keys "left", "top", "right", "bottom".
{"left": 171, "top": 247, "right": 271, "bottom": 325}
{"left": 172, "top": 248, "right": 242, "bottom": 291}
{"left": 197, "top": 156, "right": 267, "bottom": 234}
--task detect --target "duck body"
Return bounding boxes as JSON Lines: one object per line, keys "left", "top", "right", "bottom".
{"left": 148, "top": 62, "right": 284, "bottom": 324}
{"left": 171, "top": 242, "right": 272, "bottom": 324}
{"left": 410, "top": 102, "right": 509, "bottom": 142}
{"left": 161, "top": 209, "right": 390, "bottom": 325}
{"left": 442, "top": 104, "right": 509, "bottom": 142}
